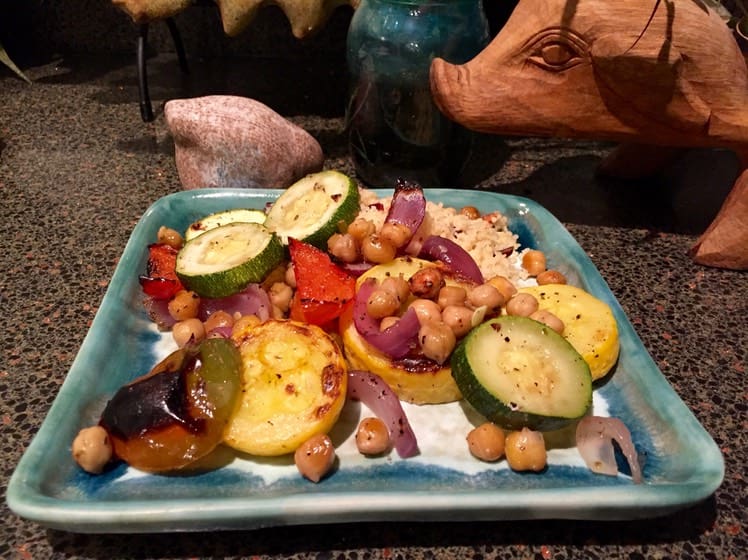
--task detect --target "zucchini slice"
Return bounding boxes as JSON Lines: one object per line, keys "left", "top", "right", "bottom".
{"left": 451, "top": 315, "right": 592, "bottom": 431}
{"left": 175, "top": 222, "right": 284, "bottom": 298}
{"left": 264, "top": 170, "right": 360, "bottom": 248}
{"left": 184, "top": 208, "right": 267, "bottom": 241}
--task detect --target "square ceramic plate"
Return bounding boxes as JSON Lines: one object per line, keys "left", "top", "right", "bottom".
{"left": 7, "top": 188, "right": 724, "bottom": 533}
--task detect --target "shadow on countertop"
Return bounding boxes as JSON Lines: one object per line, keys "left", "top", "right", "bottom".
{"left": 42, "top": 497, "right": 719, "bottom": 557}
{"left": 463, "top": 133, "right": 740, "bottom": 236}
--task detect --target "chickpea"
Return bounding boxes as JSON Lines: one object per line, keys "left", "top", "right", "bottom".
{"left": 72, "top": 425, "right": 112, "bottom": 474}
{"left": 347, "top": 217, "right": 376, "bottom": 243}
{"left": 156, "top": 225, "right": 183, "bottom": 250}
{"left": 268, "top": 282, "right": 293, "bottom": 312}
{"left": 379, "top": 222, "right": 412, "bottom": 249}
{"left": 467, "top": 422, "right": 505, "bottom": 462}
{"left": 284, "top": 264, "right": 297, "bottom": 288}
{"left": 460, "top": 206, "right": 481, "bottom": 220}
{"left": 367, "top": 288, "right": 400, "bottom": 319}
{"left": 380, "top": 316, "right": 399, "bottom": 331}
{"left": 441, "top": 305, "right": 475, "bottom": 338}
{"left": 504, "top": 428, "right": 547, "bottom": 472}
{"left": 172, "top": 318, "right": 206, "bottom": 347}
{"left": 409, "top": 298, "right": 442, "bottom": 326}
{"left": 327, "top": 233, "right": 359, "bottom": 263}
{"left": 380, "top": 275, "right": 410, "bottom": 304}
{"left": 522, "top": 249, "right": 547, "bottom": 276}
{"left": 361, "top": 234, "right": 397, "bottom": 264}
{"left": 437, "top": 285, "right": 467, "bottom": 309}
{"left": 487, "top": 275, "right": 517, "bottom": 301}
{"left": 294, "top": 433, "right": 336, "bottom": 483}
{"left": 260, "top": 262, "right": 287, "bottom": 291}
{"left": 467, "top": 284, "right": 505, "bottom": 315}
{"left": 506, "top": 293, "right": 539, "bottom": 317}
{"left": 270, "top": 304, "right": 285, "bottom": 319}
{"left": 536, "top": 269, "right": 567, "bottom": 285}
{"left": 418, "top": 321, "right": 456, "bottom": 364}
{"left": 203, "top": 310, "right": 234, "bottom": 333}
{"left": 167, "top": 290, "right": 201, "bottom": 321}
{"left": 408, "top": 267, "right": 445, "bottom": 299}
{"left": 355, "top": 417, "right": 391, "bottom": 455}
{"left": 231, "top": 313, "right": 261, "bottom": 338}
{"left": 530, "top": 309, "right": 565, "bottom": 334}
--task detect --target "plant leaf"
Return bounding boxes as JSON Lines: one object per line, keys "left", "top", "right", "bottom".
{"left": 738, "top": 14, "right": 748, "bottom": 34}
{"left": 0, "top": 42, "right": 31, "bottom": 84}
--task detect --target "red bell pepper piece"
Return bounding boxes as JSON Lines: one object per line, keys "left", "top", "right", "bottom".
{"left": 139, "top": 243, "right": 184, "bottom": 300}
{"left": 288, "top": 238, "right": 355, "bottom": 326}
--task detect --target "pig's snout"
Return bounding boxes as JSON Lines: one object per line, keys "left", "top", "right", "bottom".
{"left": 430, "top": 57, "right": 469, "bottom": 122}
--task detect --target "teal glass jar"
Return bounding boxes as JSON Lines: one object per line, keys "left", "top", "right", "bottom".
{"left": 346, "top": 0, "right": 490, "bottom": 187}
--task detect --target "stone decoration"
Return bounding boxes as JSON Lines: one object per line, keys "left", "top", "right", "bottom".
{"left": 164, "top": 95, "right": 324, "bottom": 190}
{"left": 430, "top": 0, "right": 748, "bottom": 270}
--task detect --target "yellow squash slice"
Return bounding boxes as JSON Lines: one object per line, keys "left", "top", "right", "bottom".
{"left": 339, "top": 257, "right": 467, "bottom": 405}
{"left": 519, "top": 284, "right": 620, "bottom": 380}
{"left": 224, "top": 320, "right": 348, "bottom": 456}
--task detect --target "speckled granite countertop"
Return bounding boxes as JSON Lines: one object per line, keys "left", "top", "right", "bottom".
{"left": 1, "top": 55, "right": 745, "bottom": 559}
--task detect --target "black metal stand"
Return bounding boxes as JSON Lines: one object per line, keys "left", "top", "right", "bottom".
{"left": 137, "top": 18, "right": 189, "bottom": 122}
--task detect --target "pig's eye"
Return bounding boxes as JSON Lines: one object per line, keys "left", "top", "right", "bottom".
{"left": 526, "top": 30, "right": 586, "bottom": 71}
{"left": 539, "top": 42, "right": 576, "bottom": 66}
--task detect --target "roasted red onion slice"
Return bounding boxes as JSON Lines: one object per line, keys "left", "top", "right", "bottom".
{"left": 353, "top": 278, "right": 419, "bottom": 359}
{"left": 199, "top": 284, "right": 271, "bottom": 322}
{"left": 347, "top": 370, "right": 419, "bottom": 458}
{"left": 419, "top": 235, "right": 484, "bottom": 284}
{"left": 385, "top": 178, "right": 426, "bottom": 245}
{"left": 339, "top": 261, "right": 374, "bottom": 278}
{"left": 575, "top": 416, "right": 643, "bottom": 484}
{"left": 143, "top": 297, "right": 176, "bottom": 330}
{"left": 206, "top": 325, "right": 233, "bottom": 339}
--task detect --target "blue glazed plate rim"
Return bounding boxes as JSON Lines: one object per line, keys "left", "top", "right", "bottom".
{"left": 7, "top": 188, "right": 724, "bottom": 533}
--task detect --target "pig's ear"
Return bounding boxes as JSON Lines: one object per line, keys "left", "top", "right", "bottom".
{"left": 589, "top": 34, "right": 711, "bottom": 132}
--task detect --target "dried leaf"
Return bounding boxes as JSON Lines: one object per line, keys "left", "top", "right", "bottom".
{"left": 0, "top": 42, "right": 31, "bottom": 84}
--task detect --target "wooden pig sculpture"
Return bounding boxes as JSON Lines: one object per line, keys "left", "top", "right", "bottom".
{"left": 165, "top": 96, "right": 324, "bottom": 190}
{"left": 430, "top": 0, "right": 748, "bottom": 270}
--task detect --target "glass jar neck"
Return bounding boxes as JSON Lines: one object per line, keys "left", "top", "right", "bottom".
{"left": 363, "top": 0, "right": 481, "bottom": 6}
